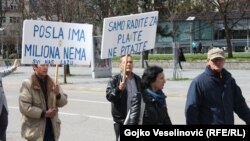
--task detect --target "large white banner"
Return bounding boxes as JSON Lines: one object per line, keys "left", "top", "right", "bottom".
{"left": 22, "top": 20, "right": 93, "bottom": 65}
{"left": 101, "top": 11, "right": 158, "bottom": 59}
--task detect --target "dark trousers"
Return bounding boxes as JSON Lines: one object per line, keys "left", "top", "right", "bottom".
{"left": 44, "top": 118, "right": 55, "bottom": 141}
{"left": 114, "top": 123, "right": 120, "bottom": 141}
{"left": 178, "top": 61, "right": 182, "bottom": 70}
{"left": 0, "top": 107, "right": 8, "bottom": 141}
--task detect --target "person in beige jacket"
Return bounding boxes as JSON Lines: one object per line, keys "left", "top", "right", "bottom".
{"left": 19, "top": 64, "right": 67, "bottom": 141}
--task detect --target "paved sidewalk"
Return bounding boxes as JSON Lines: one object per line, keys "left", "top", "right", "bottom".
{"left": 10, "top": 65, "right": 249, "bottom": 98}
{"left": 5, "top": 65, "right": 250, "bottom": 100}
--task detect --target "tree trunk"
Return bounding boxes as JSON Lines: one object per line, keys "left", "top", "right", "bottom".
{"left": 222, "top": 15, "right": 233, "bottom": 58}
{"left": 63, "top": 65, "right": 70, "bottom": 83}
{"left": 65, "top": 64, "right": 70, "bottom": 75}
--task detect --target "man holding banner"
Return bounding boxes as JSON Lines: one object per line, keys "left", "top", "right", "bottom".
{"left": 102, "top": 11, "right": 158, "bottom": 141}
{"left": 106, "top": 55, "right": 142, "bottom": 141}
{"left": 19, "top": 64, "right": 68, "bottom": 141}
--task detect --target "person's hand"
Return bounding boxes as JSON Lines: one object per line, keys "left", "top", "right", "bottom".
{"left": 45, "top": 108, "right": 58, "bottom": 118}
{"left": 13, "top": 59, "right": 20, "bottom": 68}
{"left": 54, "top": 84, "right": 60, "bottom": 96}
{"left": 119, "top": 82, "right": 126, "bottom": 91}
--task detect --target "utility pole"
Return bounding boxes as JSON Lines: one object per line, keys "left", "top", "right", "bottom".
{"left": 186, "top": 16, "right": 195, "bottom": 53}
{"left": 16, "top": 32, "right": 19, "bottom": 58}
{"left": 138, "top": 0, "right": 145, "bottom": 68}
{"left": 0, "top": 0, "right": 2, "bottom": 28}
{"left": 0, "top": 0, "right": 3, "bottom": 57}
{"left": 138, "top": 0, "right": 155, "bottom": 68}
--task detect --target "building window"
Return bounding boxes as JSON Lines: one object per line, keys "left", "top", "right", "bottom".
{"left": 10, "top": 4, "right": 18, "bottom": 10}
{"left": 1, "top": 17, "right": 6, "bottom": 23}
{"left": 9, "top": 17, "right": 20, "bottom": 23}
{"left": 9, "top": 0, "right": 18, "bottom": 10}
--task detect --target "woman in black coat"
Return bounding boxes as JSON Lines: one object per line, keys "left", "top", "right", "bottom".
{"left": 177, "top": 47, "right": 186, "bottom": 70}
{"left": 125, "top": 65, "right": 172, "bottom": 125}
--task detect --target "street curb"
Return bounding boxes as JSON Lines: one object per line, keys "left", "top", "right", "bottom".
{"left": 113, "top": 61, "right": 250, "bottom": 70}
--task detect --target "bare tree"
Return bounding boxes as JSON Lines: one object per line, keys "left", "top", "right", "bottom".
{"left": 0, "top": 0, "right": 4, "bottom": 28}
{"left": 84, "top": 0, "right": 137, "bottom": 33}
{"left": 155, "top": 0, "right": 184, "bottom": 79}
{"left": 202, "top": 0, "right": 250, "bottom": 58}
{"left": 160, "top": 0, "right": 250, "bottom": 58}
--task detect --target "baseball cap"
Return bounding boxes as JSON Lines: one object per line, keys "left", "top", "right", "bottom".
{"left": 207, "top": 47, "right": 225, "bottom": 60}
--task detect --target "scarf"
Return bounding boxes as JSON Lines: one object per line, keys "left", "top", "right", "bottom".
{"left": 144, "top": 88, "right": 166, "bottom": 106}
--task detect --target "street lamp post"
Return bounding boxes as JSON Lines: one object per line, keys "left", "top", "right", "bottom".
{"left": 186, "top": 16, "right": 195, "bottom": 54}
{"left": 189, "top": 23, "right": 192, "bottom": 53}
{"left": 138, "top": 0, "right": 145, "bottom": 68}
{"left": 0, "top": 27, "right": 4, "bottom": 57}
{"left": 16, "top": 32, "right": 19, "bottom": 58}
{"left": 247, "top": 25, "right": 249, "bottom": 50}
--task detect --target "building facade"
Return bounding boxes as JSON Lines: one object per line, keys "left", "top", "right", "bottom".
{"left": 155, "top": 0, "right": 250, "bottom": 53}
{"left": 0, "top": 0, "right": 23, "bottom": 58}
{"left": 156, "top": 18, "right": 250, "bottom": 53}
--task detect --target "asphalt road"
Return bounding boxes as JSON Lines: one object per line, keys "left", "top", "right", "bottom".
{"left": 4, "top": 66, "right": 249, "bottom": 141}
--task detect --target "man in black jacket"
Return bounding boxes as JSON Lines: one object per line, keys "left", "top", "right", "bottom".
{"left": 106, "top": 54, "right": 142, "bottom": 141}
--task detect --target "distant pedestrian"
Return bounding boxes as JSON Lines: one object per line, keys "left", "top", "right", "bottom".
{"left": 142, "top": 50, "right": 149, "bottom": 68}
{"left": 177, "top": 46, "right": 186, "bottom": 70}
{"left": 0, "top": 59, "right": 19, "bottom": 141}
{"left": 198, "top": 42, "right": 203, "bottom": 53}
{"left": 185, "top": 47, "right": 250, "bottom": 124}
{"left": 192, "top": 42, "right": 197, "bottom": 54}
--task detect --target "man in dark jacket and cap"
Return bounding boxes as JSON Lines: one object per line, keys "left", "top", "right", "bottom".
{"left": 185, "top": 47, "right": 250, "bottom": 124}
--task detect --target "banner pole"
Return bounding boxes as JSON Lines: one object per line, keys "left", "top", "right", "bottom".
{"left": 122, "top": 55, "right": 128, "bottom": 82}
{"left": 53, "top": 64, "right": 59, "bottom": 108}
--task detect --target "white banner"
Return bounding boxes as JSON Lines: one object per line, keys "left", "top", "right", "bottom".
{"left": 101, "top": 11, "right": 158, "bottom": 59}
{"left": 22, "top": 20, "right": 93, "bottom": 65}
